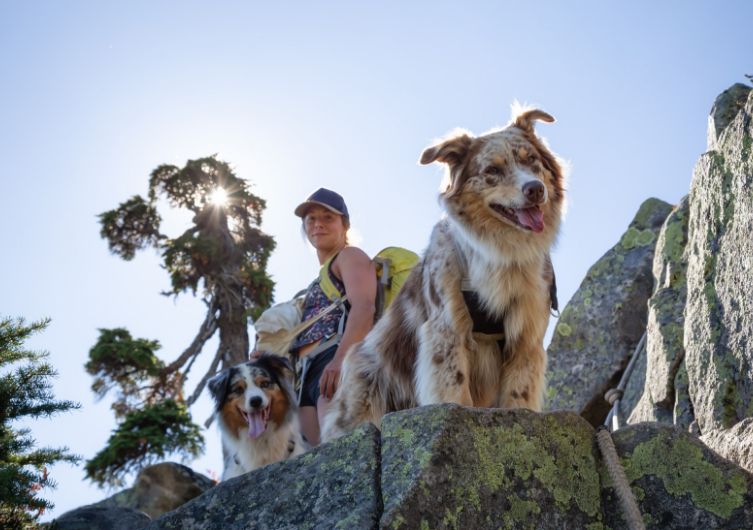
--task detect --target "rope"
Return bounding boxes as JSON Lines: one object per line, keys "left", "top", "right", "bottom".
{"left": 596, "top": 426, "right": 646, "bottom": 530}
{"left": 604, "top": 331, "right": 647, "bottom": 430}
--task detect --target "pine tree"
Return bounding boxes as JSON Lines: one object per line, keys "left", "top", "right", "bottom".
{"left": 0, "top": 317, "right": 81, "bottom": 529}
{"left": 86, "top": 156, "right": 275, "bottom": 486}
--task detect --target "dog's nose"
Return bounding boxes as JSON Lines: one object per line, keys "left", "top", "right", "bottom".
{"left": 523, "top": 181, "right": 545, "bottom": 203}
{"left": 249, "top": 396, "right": 263, "bottom": 409}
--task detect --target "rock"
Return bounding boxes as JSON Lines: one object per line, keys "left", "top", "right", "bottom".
{"left": 707, "top": 83, "right": 752, "bottom": 151}
{"left": 545, "top": 198, "right": 673, "bottom": 425}
{"left": 623, "top": 196, "right": 690, "bottom": 427}
{"left": 145, "top": 422, "right": 381, "bottom": 530}
{"left": 380, "top": 404, "right": 603, "bottom": 530}
{"left": 684, "top": 86, "right": 753, "bottom": 472}
{"left": 701, "top": 419, "right": 753, "bottom": 477}
{"left": 601, "top": 422, "right": 753, "bottom": 529}
{"left": 96, "top": 462, "right": 216, "bottom": 520}
{"left": 52, "top": 505, "right": 150, "bottom": 530}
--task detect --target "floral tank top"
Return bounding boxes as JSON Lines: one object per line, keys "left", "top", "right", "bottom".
{"left": 290, "top": 257, "right": 347, "bottom": 353}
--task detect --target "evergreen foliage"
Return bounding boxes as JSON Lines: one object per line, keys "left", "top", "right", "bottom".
{"left": 87, "top": 156, "right": 275, "bottom": 486}
{"left": 85, "top": 328, "right": 177, "bottom": 418}
{"left": 84, "top": 399, "right": 203, "bottom": 488}
{"left": 0, "top": 317, "right": 81, "bottom": 529}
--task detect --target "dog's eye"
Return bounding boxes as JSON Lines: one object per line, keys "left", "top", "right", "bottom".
{"left": 232, "top": 385, "right": 244, "bottom": 394}
{"left": 526, "top": 156, "right": 536, "bottom": 164}
{"left": 260, "top": 381, "right": 270, "bottom": 389}
{"left": 486, "top": 166, "right": 499, "bottom": 175}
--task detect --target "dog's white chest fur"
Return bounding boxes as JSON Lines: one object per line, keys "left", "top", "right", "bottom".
{"left": 221, "top": 418, "right": 305, "bottom": 480}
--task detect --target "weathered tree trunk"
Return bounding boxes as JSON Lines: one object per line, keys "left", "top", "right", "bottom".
{"left": 217, "top": 288, "right": 250, "bottom": 368}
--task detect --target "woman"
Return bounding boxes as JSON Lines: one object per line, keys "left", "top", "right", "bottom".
{"left": 255, "top": 188, "right": 376, "bottom": 446}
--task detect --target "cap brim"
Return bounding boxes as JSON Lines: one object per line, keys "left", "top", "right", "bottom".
{"left": 294, "top": 200, "right": 345, "bottom": 218}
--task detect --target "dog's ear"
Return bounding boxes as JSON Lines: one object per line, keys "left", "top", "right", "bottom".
{"left": 513, "top": 109, "right": 555, "bottom": 133}
{"left": 419, "top": 133, "right": 473, "bottom": 168}
{"left": 257, "top": 353, "right": 293, "bottom": 374}
{"left": 207, "top": 369, "right": 231, "bottom": 410}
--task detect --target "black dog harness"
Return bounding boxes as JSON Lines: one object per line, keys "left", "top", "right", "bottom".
{"left": 447, "top": 222, "right": 559, "bottom": 353}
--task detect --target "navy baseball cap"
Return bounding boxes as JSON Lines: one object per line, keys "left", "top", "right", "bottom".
{"left": 294, "top": 188, "right": 350, "bottom": 220}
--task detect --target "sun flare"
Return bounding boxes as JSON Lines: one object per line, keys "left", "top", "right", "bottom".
{"left": 210, "top": 188, "right": 228, "bottom": 206}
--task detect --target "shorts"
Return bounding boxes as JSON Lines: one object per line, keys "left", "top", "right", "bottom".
{"left": 298, "top": 343, "right": 338, "bottom": 408}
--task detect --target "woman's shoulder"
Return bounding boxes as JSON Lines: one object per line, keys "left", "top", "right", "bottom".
{"left": 331, "top": 247, "right": 373, "bottom": 279}
{"left": 337, "top": 246, "right": 371, "bottom": 263}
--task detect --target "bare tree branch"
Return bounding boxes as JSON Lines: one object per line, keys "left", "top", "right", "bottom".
{"left": 160, "top": 297, "right": 219, "bottom": 377}
{"left": 185, "top": 344, "right": 225, "bottom": 407}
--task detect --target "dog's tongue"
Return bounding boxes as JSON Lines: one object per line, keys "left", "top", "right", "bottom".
{"left": 247, "top": 411, "right": 266, "bottom": 439}
{"left": 516, "top": 207, "right": 545, "bottom": 233}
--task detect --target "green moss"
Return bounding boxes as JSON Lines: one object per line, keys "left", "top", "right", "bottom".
{"left": 635, "top": 229, "right": 656, "bottom": 247}
{"left": 557, "top": 323, "right": 572, "bottom": 337}
{"left": 632, "top": 486, "right": 645, "bottom": 501}
{"left": 584, "top": 524, "right": 604, "bottom": 530}
{"left": 575, "top": 338, "right": 585, "bottom": 350}
{"left": 619, "top": 430, "right": 747, "bottom": 518}
{"left": 506, "top": 492, "right": 540, "bottom": 526}
{"left": 642, "top": 512, "right": 658, "bottom": 525}
{"left": 391, "top": 515, "right": 405, "bottom": 529}
{"left": 467, "top": 415, "right": 601, "bottom": 518}
{"left": 442, "top": 506, "right": 462, "bottom": 530}
{"left": 420, "top": 520, "right": 430, "bottom": 530}
{"left": 632, "top": 198, "right": 669, "bottom": 230}
{"left": 621, "top": 228, "right": 640, "bottom": 250}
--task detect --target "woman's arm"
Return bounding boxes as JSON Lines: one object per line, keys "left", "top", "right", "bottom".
{"left": 319, "top": 247, "right": 376, "bottom": 400}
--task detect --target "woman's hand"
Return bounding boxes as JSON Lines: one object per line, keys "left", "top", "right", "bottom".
{"left": 249, "top": 350, "right": 264, "bottom": 361}
{"left": 319, "top": 356, "right": 344, "bottom": 400}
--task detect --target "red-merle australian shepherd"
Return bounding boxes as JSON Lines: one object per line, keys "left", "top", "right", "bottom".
{"left": 322, "top": 107, "right": 565, "bottom": 442}
{"left": 208, "top": 354, "right": 308, "bottom": 479}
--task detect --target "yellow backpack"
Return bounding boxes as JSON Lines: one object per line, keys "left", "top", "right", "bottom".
{"left": 318, "top": 247, "right": 420, "bottom": 320}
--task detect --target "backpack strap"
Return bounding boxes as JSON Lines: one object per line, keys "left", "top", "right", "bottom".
{"left": 318, "top": 254, "right": 344, "bottom": 302}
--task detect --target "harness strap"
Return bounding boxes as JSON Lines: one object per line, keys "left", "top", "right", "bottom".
{"left": 448, "top": 223, "right": 505, "bottom": 350}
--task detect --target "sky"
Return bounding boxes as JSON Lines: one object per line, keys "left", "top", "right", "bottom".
{"left": 1, "top": 0, "right": 751, "bottom": 520}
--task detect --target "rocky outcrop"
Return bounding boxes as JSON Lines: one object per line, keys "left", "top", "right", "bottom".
{"left": 145, "top": 422, "right": 382, "bottom": 530}
{"left": 52, "top": 505, "right": 151, "bottom": 530}
{"left": 623, "top": 196, "right": 691, "bottom": 428}
{"left": 616, "top": 84, "right": 753, "bottom": 474}
{"left": 96, "top": 462, "right": 216, "bottom": 520}
{"left": 140, "top": 405, "right": 753, "bottom": 529}
{"left": 707, "top": 83, "right": 752, "bottom": 151}
{"left": 547, "top": 83, "right": 753, "bottom": 476}
{"left": 686, "top": 84, "right": 753, "bottom": 472}
{"left": 602, "top": 422, "right": 753, "bottom": 529}
{"left": 545, "top": 198, "right": 673, "bottom": 424}
{"left": 380, "top": 405, "right": 602, "bottom": 530}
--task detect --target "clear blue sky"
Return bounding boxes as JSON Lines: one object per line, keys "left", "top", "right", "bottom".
{"left": 1, "top": 0, "right": 750, "bottom": 519}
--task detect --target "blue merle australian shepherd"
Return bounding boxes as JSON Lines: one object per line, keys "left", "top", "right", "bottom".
{"left": 207, "top": 354, "right": 308, "bottom": 480}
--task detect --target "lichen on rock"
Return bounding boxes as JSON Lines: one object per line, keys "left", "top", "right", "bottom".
{"left": 684, "top": 87, "right": 753, "bottom": 472}
{"left": 601, "top": 422, "right": 753, "bottom": 529}
{"left": 380, "top": 404, "right": 602, "bottom": 530}
{"left": 546, "top": 197, "right": 672, "bottom": 425}
{"left": 144, "top": 422, "right": 382, "bottom": 530}
{"left": 623, "top": 196, "right": 690, "bottom": 426}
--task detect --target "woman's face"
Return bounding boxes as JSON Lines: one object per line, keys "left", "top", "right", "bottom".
{"left": 303, "top": 205, "right": 346, "bottom": 251}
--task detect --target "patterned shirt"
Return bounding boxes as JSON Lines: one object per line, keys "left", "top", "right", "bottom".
{"left": 290, "top": 258, "right": 347, "bottom": 352}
